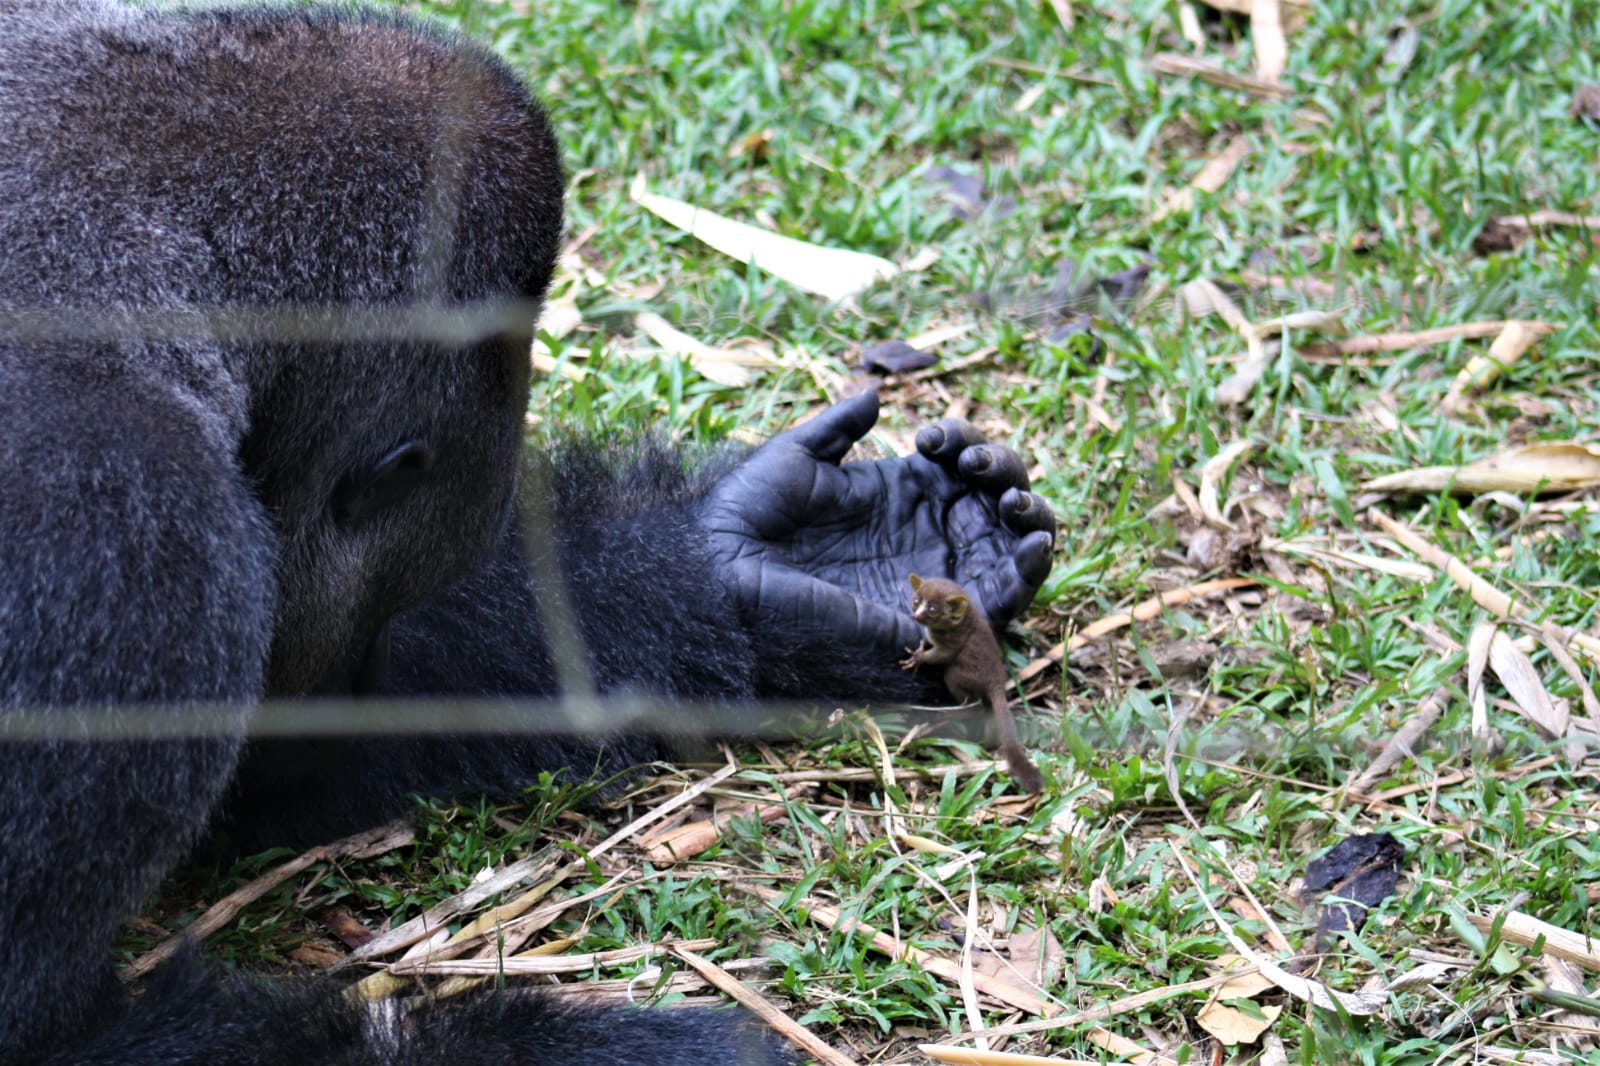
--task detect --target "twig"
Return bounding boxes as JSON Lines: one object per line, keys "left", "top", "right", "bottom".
{"left": 1019, "top": 578, "right": 1258, "bottom": 683}
{"left": 741, "top": 885, "right": 1059, "bottom": 1016}
{"left": 1302, "top": 319, "right": 1556, "bottom": 357}
{"left": 1150, "top": 53, "right": 1292, "bottom": 99}
{"left": 389, "top": 937, "right": 718, "bottom": 976}
{"left": 673, "top": 945, "right": 859, "bottom": 1066}
{"left": 123, "top": 820, "right": 412, "bottom": 981}
{"left": 930, "top": 970, "right": 1246, "bottom": 1044}
{"left": 1343, "top": 683, "right": 1451, "bottom": 795}
{"left": 1371, "top": 510, "right": 1600, "bottom": 663}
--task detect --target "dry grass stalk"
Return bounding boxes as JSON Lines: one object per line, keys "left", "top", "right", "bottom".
{"left": 1494, "top": 211, "right": 1600, "bottom": 229}
{"left": 1235, "top": 270, "right": 1341, "bottom": 299}
{"left": 1467, "top": 911, "right": 1600, "bottom": 972}
{"left": 921, "top": 1047, "right": 1107, "bottom": 1065}
{"left": 348, "top": 847, "right": 567, "bottom": 964}
{"left": 124, "top": 820, "right": 413, "bottom": 981}
{"left": 1251, "top": 0, "right": 1287, "bottom": 83}
{"left": 1342, "top": 684, "right": 1451, "bottom": 795}
{"left": 388, "top": 936, "right": 718, "bottom": 976}
{"left": 1301, "top": 319, "right": 1556, "bottom": 356}
{"left": 629, "top": 176, "right": 898, "bottom": 301}
{"left": 638, "top": 784, "right": 809, "bottom": 865}
{"left": 932, "top": 970, "right": 1242, "bottom": 1046}
{"left": 1151, "top": 54, "right": 1292, "bottom": 99}
{"left": 742, "top": 885, "right": 1058, "bottom": 1016}
{"left": 768, "top": 760, "right": 1002, "bottom": 785}
{"left": 1018, "top": 578, "right": 1258, "bottom": 683}
{"left": 353, "top": 764, "right": 741, "bottom": 964}
{"left": 1369, "top": 511, "right": 1600, "bottom": 664}
{"left": 1082, "top": 1026, "right": 1177, "bottom": 1065}
{"left": 673, "top": 945, "right": 859, "bottom": 1066}
{"left": 1171, "top": 843, "right": 1386, "bottom": 1014}
{"left": 1441, "top": 320, "right": 1541, "bottom": 412}
{"left": 1197, "top": 0, "right": 1310, "bottom": 12}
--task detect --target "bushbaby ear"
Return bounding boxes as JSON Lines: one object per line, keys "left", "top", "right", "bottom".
{"left": 330, "top": 440, "right": 436, "bottom": 525}
{"left": 909, "top": 573, "right": 924, "bottom": 591}
{"left": 948, "top": 594, "right": 969, "bottom": 616}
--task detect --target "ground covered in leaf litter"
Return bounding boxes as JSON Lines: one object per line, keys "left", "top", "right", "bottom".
{"left": 131, "top": 1, "right": 1600, "bottom": 1063}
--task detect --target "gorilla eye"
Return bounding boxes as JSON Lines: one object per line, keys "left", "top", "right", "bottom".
{"left": 330, "top": 440, "right": 436, "bottom": 525}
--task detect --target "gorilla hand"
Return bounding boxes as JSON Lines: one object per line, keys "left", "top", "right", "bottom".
{"left": 701, "top": 390, "right": 1055, "bottom": 653}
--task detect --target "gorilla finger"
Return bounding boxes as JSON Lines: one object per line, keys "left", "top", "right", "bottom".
{"left": 780, "top": 389, "right": 880, "bottom": 464}
{"left": 999, "top": 488, "right": 1056, "bottom": 540}
{"left": 977, "top": 536, "right": 1052, "bottom": 625}
{"left": 1013, "top": 529, "right": 1054, "bottom": 592}
{"left": 915, "top": 418, "right": 985, "bottom": 465}
{"left": 957, "top": 444, "right": 1030, "bottom": 493}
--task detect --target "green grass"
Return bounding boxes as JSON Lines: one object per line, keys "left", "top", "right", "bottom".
{"left": 145, "top": 1, "right": 1600, "bottom": 1062}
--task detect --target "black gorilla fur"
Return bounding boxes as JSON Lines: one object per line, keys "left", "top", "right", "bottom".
{"left": 0, "top": 2, "right": 1054, "bottom": 1062}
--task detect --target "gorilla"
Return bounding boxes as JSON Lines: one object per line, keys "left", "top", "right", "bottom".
{"left": 0, "top": 1, "right": 1055, "bottom": 1062}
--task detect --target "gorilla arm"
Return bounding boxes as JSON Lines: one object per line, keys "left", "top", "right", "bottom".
{"left": 229, "top": 392, "right": 1053, "bottom": 845}
{"left": 232, "top": 392, "right": 1054, "bottom": 848}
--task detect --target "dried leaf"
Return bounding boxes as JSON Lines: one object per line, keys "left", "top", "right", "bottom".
{"left": 1467, "top": 622, "right": 1495, "bottom": 742}
{"left": 1468, "top": 910, "right": 1600, "bottom": 972}
{"left": 1198, "top": 441, "right": 1253, "bottom": 529}
{"left": 1443, "top": 320, "right": 1541, "bottom": 410}
{"left": 1363, "top": 441, "right": 1600, "bottom": 496}
{"left": 1246, "top": 308, "right": 1347, "bottom": 338}
{"left": 1178, "top": 277, "right": 1249, "bottom": 328}
{"left": 1543, "top": 958, "right": 1600, "bottom": 1050}
{"left": 1488, "top": 628, "right": 1569, "bottom": 738}
{"left": 1197, "top": 999, "right": 1283, "bottom": 1045}
{"left": 1265, "top": 537, "right": 1435, "bottom": 581}
{"left": 1386, "top": 961, "right": 1460, "bottom": 992}
{"left": 1214, "top": 348, "right": 1271, "bottom": 407}
{"left": 630, "top": 176, "right": 897, "bottom": 300}
{"left": 1006, "top": 924, "right": 1066, "bottom": 987}
{"left": 1152, "top": 134, "right": 1252, "bottom": 222}
{"left": 1213, "top": 956, "right": 1276, "bottom": 998}
{"left": 633, "top": 312, "right": 780, "bottom": 387}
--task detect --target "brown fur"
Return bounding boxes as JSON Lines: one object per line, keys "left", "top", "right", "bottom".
{"left": 900, "top": 574, "right": 1044, "bottom": 792}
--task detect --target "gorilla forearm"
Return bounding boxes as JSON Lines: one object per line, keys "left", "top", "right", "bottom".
{"left": 387, "top": 436, "right": 934, "bottom": 706}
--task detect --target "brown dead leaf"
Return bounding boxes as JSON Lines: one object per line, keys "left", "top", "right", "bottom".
{"left": 1214, "top": 955, "right": 1276, "bottom": 998}
{"left": 1487, "top": 628, "right": 1570, "bottom": 738}
{"left": 1152, "top": 135, "right": 1252, "bottom": 222}
{"left": 1196, "top": 999, "right": 1282, "bottom": 1045}
{"left": 1006, "top": 925, "right": 1066, "bottom": 987}
{"left": 287, "top": 940, "right": 346, "bottom": 969}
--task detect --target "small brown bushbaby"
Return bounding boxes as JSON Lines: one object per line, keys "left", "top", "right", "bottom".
{"left": 901, "top": 574, "right": 1045, "bottom": 792}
